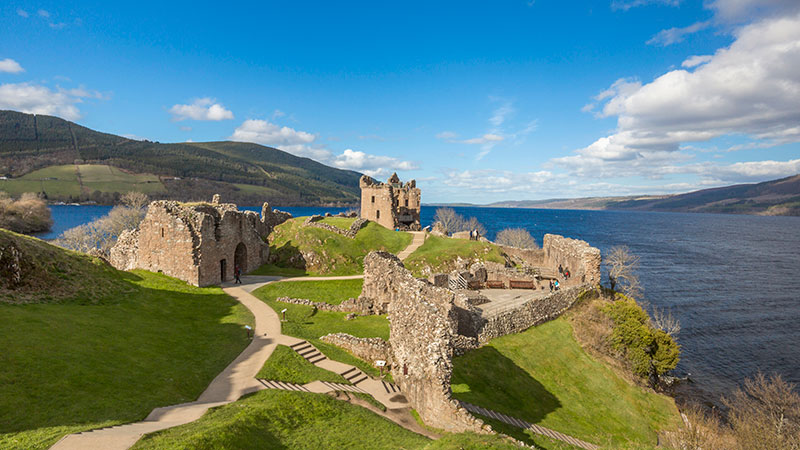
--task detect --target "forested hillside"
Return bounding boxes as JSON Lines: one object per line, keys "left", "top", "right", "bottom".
{"left": 0, "top": 110, "right": 361, "bottom": 205}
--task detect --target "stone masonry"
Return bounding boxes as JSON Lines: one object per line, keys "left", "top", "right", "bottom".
{"left": 543, "top": 234, "right": 602, "bottom": 284}
{"left": 359, "top": 172, "right": 421, "bottom": 230}
{"left": 110, "top": 196, "right": 291, "bottom": 287}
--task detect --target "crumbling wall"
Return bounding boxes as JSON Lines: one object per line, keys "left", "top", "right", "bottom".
{"left": 261, "top": 202, "right": 292, "bottom": 233}
{"left": 477, "top": 285, "right": 589, "bottom": 343}
{"left": 321, "top": 333, "right": 393, "bottom": 366}
{"left": 543, "top": 234, "right": 601, "bottom": 285}
{"left": 303, "top": 216, "right": 369, "bottom": 238}
{"left": 109, "top": 229, "right": 139, "bottom": 271}
{"left": 362, "top": 252, "right": 488, "bottom": 433}
{"left": 359, "top": 173, "right": 421, "bottom": 230}
{"left": 498, "top": 245, "right": 545, "bottom": 267}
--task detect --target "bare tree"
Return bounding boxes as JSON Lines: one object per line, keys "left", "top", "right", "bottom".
{"left": 724, "top": 373, "right": 800, "bottom": 450}
{"left": 605, "top": 245, "right": 642, "bottom": 299}
{"left": 463, "top": 216, "right": 487, "bottom": 236}
{"left": 663, "top": 403, "right": 736, "bottom": 450}
{"left": 495, "top": 228, "right": 537, "bottom": 248}
{"left": 55, "top": 192, "right": 149, "bottom": 258}
{"left": 652, "top": 307, "right": 681, "bottom": 337}
{"left": 0, "top": 192, "right": 53, "bottom": 234}
{"left": 434, "top": 207, "right": 464, "bottom": 234}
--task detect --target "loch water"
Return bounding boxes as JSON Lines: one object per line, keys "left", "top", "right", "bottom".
{"left": 40, "top": 204, "right": 800, "bottom": 407}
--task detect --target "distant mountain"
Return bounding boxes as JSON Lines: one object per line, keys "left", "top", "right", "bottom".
{"left": 0, "top": 110, "right": 361, "bottom": 206}
{"left": 487, "top": 175, "right": 800, "bottom": 216}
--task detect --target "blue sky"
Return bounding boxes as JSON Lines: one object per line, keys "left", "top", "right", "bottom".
{"left": 2, "top": 0, "right": 799, "bottom": 203}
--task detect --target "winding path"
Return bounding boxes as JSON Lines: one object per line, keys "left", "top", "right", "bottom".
{"left": 50, "top": 232, "right": 426, "bottom": 450}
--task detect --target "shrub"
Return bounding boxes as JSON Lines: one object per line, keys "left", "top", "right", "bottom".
{"left": 724, "top": 373, "right": 800, "bottom": 450}
{"left": 433, "top": 207, "right": 486, "bottom": 235}
{"left": 495, "top": 227, "right": 537, "bottom": 248}
{"left": 602, "top": 297, "right": 680, "bottom": 385}
{"left": 0, "top": 192, "right": 53, "bottom": 234}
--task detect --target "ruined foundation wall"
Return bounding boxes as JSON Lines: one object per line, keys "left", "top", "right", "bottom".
{"left": 477, "top": 285, "right": 589, "bottom": 343}
{"left": 498, "top": 245, "right": 545, "bottom": 267}
{"left": 321, "top": 333, "right": 393, "bottom": 366}
{"left": 543, "top": 234, "right": 601, "bottom": 285}
{"left": 363, "top": 252, "right": 488, "bottom": 433}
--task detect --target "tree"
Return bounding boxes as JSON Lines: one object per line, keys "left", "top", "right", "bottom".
{"left": 724, "top": 373, "right": 800, "bottom": 450}
{"left": 0, "top": 192, "right": 53, "bottom": 234}
{"left": 605, "top": 245, "right": 642, "bottom": 299}
{"left": 433, "top": 207, "right": 463, "bottom": 234}
{"left": 495, "top": 228, "right": 537, "bottom": 248}
{"left": 463, "top": 216, "right": 487, "bottom": 236}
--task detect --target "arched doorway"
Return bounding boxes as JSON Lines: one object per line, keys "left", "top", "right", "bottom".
{"left": 234, "top": 242, "right": 247, "bottom": 274}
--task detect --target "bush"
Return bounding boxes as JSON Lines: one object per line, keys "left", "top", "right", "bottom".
{"left": 495, "top": 227, "right": 537, "bottom": 248}
{"left": 724, "top": 373, "right": 800, "bottom": 450}
{"left": 0, "top": 192, "right": 53, "bottom": 234}
{"left": 602, "top": 297, "right": 680, "bottom": 385}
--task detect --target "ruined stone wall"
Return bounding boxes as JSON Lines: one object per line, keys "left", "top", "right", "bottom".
{"left": 543, "top": 234, "right": 601, "bottom": 285}
{"left": 362, "top": 252, "right": 488, "bottom": 433}
{"left": 321, "top": 333, "right": 393, "bottom": 366}
{"left": 261, "top": 202, "right": 292, "bottom": 233}
{"left": 303, "top": 216, "right": 369, "bottom": 238}
{"left": 476, "top": 285, "right": 589, "bottom": 343}
{"left": 110, "top": 197, "right": 273, "bottom": 287}
{"left": 127, "top": 202, "right": 201, "bottom": 285}
{"left": 498, "top": 245, "right": 545, "bottom": 267}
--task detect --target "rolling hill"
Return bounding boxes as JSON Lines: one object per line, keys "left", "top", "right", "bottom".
{"left": 486, "top": 175, "right": 800, "bottom": 216}
{"left": 0, "top": 110, "right": 361, "bottom": 206}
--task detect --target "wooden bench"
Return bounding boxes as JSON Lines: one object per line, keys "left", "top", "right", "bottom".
{"left": 486, "top": 280, "right": 505, "bottom": 289}
{"left": 509, "top": 279, "right": 536, "bottom": 289}
{"left": 467, "top": 280, "right": 484, "bottom": 290}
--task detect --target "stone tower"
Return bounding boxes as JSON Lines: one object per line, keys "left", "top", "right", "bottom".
{"left": 359, "top": 173, "right": 421, "bottom": 230}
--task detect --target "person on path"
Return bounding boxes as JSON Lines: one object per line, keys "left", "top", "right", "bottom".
{"left": 558, "top": 264, "right": 563, "bottom": 275}
{"left": 549, "top": 280, "right": 554, "bottom": 292}
{"left": 554, "top": 279, "right": 560, "bottom": 291}
{"left": 234, "top": 265, "right": 242, "bottom": 284}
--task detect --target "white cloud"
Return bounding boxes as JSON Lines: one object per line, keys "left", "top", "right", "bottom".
{"left": 37, "top": 9, "right": 50, "bottom": 18}
{"left": 707, "top": 0, "right": 800, "bottom": 24}
{"left": 169, "top": 98, "right": 234, "bottom": 121}
{"left": 332, "top": 149, "right": 418, "bottom": 176}
{"left": 0, "top": 59, "right": 24, "bottom": 74}
{"left": 460, "top": 133, "right": 504, "bottom": 145}
{"left": 681, "top": 54, "right": 713, "bottom": 68}
{"left": 611, "top": 0, "right": 681, "bottom": 11}
{"left": 647, "top": 20, "right": 711, "bottom": 46}
{"left": 435, "top": 131, "right": 458, "bottom": 139}
{"left": 0, "top": 82, "right": 106, "bottom": 120}
{"left": 17, "top": 9, "right": 29, "bottom": 18}
{"left": 489, "top": 102, "right": 514, "bottom": 126}
{"left": 229, "top": 119, "right": 419, "bottom": 174}
{"left": 272, "top": 109, "right": 285, "bottom": 118}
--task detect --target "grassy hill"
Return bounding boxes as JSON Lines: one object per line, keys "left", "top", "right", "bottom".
{"left": 0, "top": 231, "right": 253, "bottom": 449}
{"left": 0, "top": 110, "right": 361, "bottom": 205}
{"left": 486, "top": 174, "right": 800, "bottom": 216}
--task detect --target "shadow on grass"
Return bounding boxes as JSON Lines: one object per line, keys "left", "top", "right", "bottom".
{"left": 452, "top": 346, "right": 561, "bottom": 426}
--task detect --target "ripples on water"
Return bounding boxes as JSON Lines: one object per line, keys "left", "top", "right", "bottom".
{"left": 42, "top": 204, "right": 800, "bottom": 406}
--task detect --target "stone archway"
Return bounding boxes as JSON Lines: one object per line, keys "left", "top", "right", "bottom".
{"left": 234, "top": 242, "right": 247, "bottom": 274}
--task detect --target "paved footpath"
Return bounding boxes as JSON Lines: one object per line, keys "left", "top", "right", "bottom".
{"left": 51, "top": 234, "right": 427, "bottom": 450}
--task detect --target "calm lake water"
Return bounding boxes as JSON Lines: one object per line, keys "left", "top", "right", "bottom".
{"left": 39, "top": 204, "right": 800, "bottom": 407}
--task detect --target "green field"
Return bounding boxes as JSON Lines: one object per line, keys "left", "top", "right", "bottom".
{"left": 264, "top": 217, "right": 412, "bottom": 276}
{"left": 132, "top": 390, "right": 431, "bottom": 450}
{"left": 257, "top": 345, "right": 349, "bottom": 384}
{"left": 0, "top": 164, "right": 165, "bottom": 198}
{"left": 451, "top": 318, "right": 680, "bottom": 449}
{"left": 404, "top": 235, "right": 507, "bottom": 277}
{"left": 0, "top": 268, "right": 253, "bottom": 450}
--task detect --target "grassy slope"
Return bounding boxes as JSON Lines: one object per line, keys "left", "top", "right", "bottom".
{"left": 262, "top": 217, "right": 412, "bottom": 276}
{"left": 0, "top": 269, "right": 253, "bottom": 450}
{"left": 252, "top": 280, "right": 389, "bottom": 379}
{"left": 257, "top": 345, "right": 349, "bottom": 384}
{"left": 132, "top": 390, "right": 430, "bottom": 450}
{"left": 451, "top": 319, "right": 679, "bottom": 449}
{"left": 0, "top": 229, "right": 132, "bottom": 303}
{"left": 403, "top": 235, "right": 507, "bottom": 277}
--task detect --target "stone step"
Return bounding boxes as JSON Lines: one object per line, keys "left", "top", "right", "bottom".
{"left": 340, "top": 367, "right": 358, "bottom": 377}
{"left": 381, "top": 380, "right": 399, "bottom": 394}
{"left": 298, "top": 347, "right": 318, "bottom": 357}
{"left": 349, "top": 374, "right": 369, "bottom": 385}
{"left": 307, "top": 354, "right": 327, "bottom": 364}
{"left": 258, "top": 379, "right": 310, "bottom": 392}
{"left": 321, "top": 381, "right": 368, "bottom": 394}
{"left": 289, "top": 340, "right": 309, "bottom": 350}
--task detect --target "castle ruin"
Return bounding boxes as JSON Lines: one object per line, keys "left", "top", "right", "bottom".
{"left": 359, "top": 173, "right": 421, "bottom": 231}
{"left": 110, "top": 196, "right": 291, "bottom": 287}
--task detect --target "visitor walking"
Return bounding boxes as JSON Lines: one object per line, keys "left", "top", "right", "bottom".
{"left": 549, "top": 280, "right": 553, "bottom": 292}
{"left": 554, "top": 279, "right": 560, "bottom": 291}
{"left": 558, "top": 264, "right": 563, "bottom": 276}
{"left": 234, "top": 265, "right": 242, "bottom": 284}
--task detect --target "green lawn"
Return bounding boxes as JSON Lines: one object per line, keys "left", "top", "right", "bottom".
{"left": 0, "top": 270, "right": 253, "bottom": 450}
{"left": 254, "top": 278, "right": 363, "bottom": 305}
{"left": 132, "top": 390, "right": 431, "bottom": 450}
{"left": 451, "top": 318, "right": 679, "bottom": 449}
{"left": 0, "top": 164, "right": 166, "bottom": 198}
{"left": 267, "top": 217, "right": 412, "bottom": 275}
{"left": 319, "top": 217, "right": 355, "bottom": 229}
{"left": 257, "top": 345, "right": 348, "bottom": 384}
{"left": 403, "top": 235, "right": 507, "bottom": 277}
{"left": 252, "top": 280, "right": 390, "bottom": 379}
